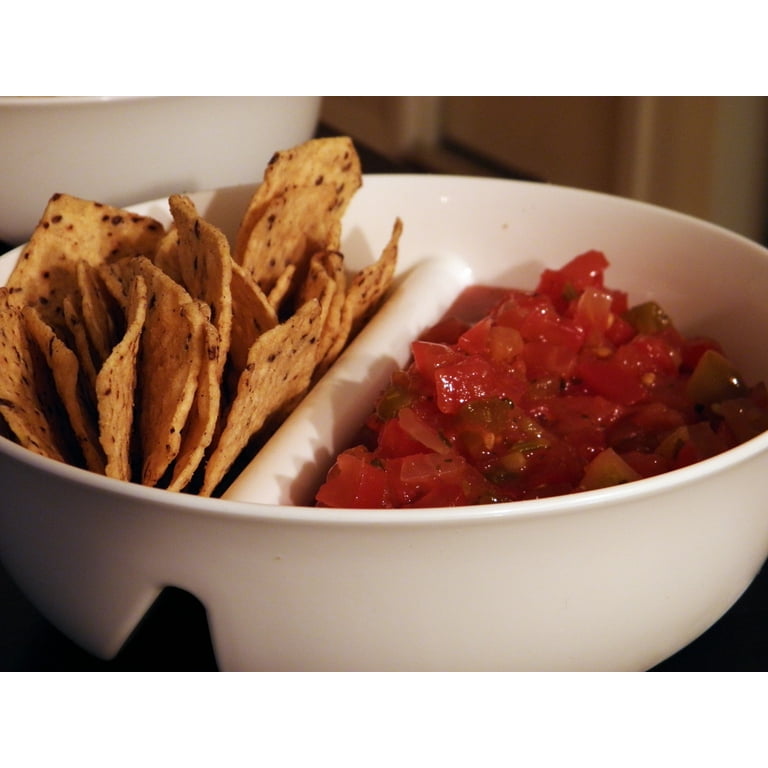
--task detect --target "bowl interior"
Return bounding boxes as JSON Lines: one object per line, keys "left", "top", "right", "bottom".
{"left": 3, "top": 175, "right": 768, "bottom": 515}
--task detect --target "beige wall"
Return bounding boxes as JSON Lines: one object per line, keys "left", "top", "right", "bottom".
{"left": 321, "top": 96, "right": 768, "bottom": 242}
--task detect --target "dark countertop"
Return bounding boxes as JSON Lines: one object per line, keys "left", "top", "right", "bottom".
{"left": 2, "top": 126, "right": 768, "bottom": 671}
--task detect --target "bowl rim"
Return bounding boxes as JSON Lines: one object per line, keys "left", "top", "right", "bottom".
{"left": 2, "top": 425, "right": 767, "bottom": 526}
{"left": 0, "top": 96, "right": 166, "bottom": 108}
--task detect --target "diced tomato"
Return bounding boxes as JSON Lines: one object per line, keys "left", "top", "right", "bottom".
{"left": 403, "top": 456, "right": 501, "bottom": 507}
{"left": 538, "top": 394, "right": 625, "bottom": 431}
{"left": 575, "top": 356, "right": 648, "bottom": 405}
{"left": 315, "top": 252, "right": 768, "bottom": 509}
{"left": 604, "top": 314, "right": 636, "bottom": 346}
{"left": 398, "top": 451, "right": 465, "bottom": 486}
{"left": 628, "top": 401, "right": 687, "bottom": 433}
{"left": 456, "top": 315, "right": 527, "bottom": 363}
{"left": 316, "top": 447, "right": 391, "bottom": 508}
{"left": 434, "top": 355, "right": 526, "bottom": 414}
{"left": 606, "top": 288, "right": 630, "bottom": 316}
{"left": 411, "top": 341, "right": 463, "bottom": 384}
{"left": 522, "top": 341, "right": 578, "bottom": 379}
{"left": 456, "top": 316, "right": 494, "bottom": 355}
{"left": 531, "top": 394, "right": 623, "bottom": 462}
{"left": 614, "top": 334, "right": 681, "bottom": 377}
{"left": 397, "top": 406, "right": 451, "bottom": 454}
{"left": 520, "top": 441, "right": 585, "bottom": 496}
{"left": 535, "top": 250, "right": 609, "bottom": 311}
{"left": 376, "top": 417, "right": 430, "bottom": 458}
{"left": 494, "top": 291, "right": 550, "bottom": 331}
{"left": 520, "top": 306, "right": 585, "bottom": 350}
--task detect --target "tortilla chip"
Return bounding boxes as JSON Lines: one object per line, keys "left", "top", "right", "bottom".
{"left": 323, "top": 218, "right": 402, "bottom": 371}
{"left": 168, "top": 194, "right": 233, "bottom": 377}
{"left": 152, "top": 226, "right": 183, "bottom": 284}
{"left": 22, "top": 305, "right": 106, "bottom": 474}
{"left": 348, "top": 218, "right": 401, "bottom": 333}
{"left": 266, "top": 264, "right": 297, "bottom": 313}
{"left": 165, "top": 307, "right": 221, "bottom": 492}
{"left": 97, "top": 258, "right": 132, "bottom": 310}
{"left": 298, "top": 250, "right": 346, "bottom": 373}
{"left": 95, "top": 273, "right": 148, "bottom": 482}
{"left": 200, "top": 298, "right": 323, "bottom": 496}
{"left": 0, "top": 289, "right": 71, "bottom": 462}
{"left": 6, "top": 193, "right": 164, "bottom": 334}
{"left": 234, "top": 136, "right": 362, "bottom": 264}
{"left": 77, "top": 260, "right": 120, "bottom": 368}
{"left": 62, "top": 294, "right": 99, "bottom": 397}
{"left": 237, "top": 184, "right": 343, "bottom": 301}
{"left": 228, "top": 260, "right": 278, "bottom": 387}
{"left": 106, "top": 256, "right": 207, "bottom": 487}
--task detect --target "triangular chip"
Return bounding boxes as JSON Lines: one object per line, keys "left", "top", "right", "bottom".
{"left": 200, "top": 298, "right": 322, "bottom": 496}
{"left": 346, "top": 218, "right": 401, "bottom": 335}
{"left": 105, "top": 256, "right": 207, "bottom": 487}
{"left": 0, "top": 289, "right": 71, "bottom": 462}
{"left": 168, "top": 194, "right": 233, "bottom": 378}
{"left": 227, "top": 260, "right": 278, "bottom": 392}
{"left": 22, "top": 305, "right": 106, "bottom": 475}
{"left": 267, "top": 263, "right": 298, "bottom": 312}
{"left": 237, "top": 184, "right": 343, "bottom": 301}
{"left": 166, "top": 309, "right": 221, "bottom": 492}
{"left": 62, "top": 294, "right": 99, "bottom": 397}
{"left": 234, "top": 136, "right": 362, "bottom": 263}
{"left": 298, "top": 250, "right": 346, "bottom": 374}
{"left": 322, "top": 218, "right": 402, "bottom": 372}
{"left": 95, "top": 273, "right": 148, "bottom": 482}
{"left": 6, "top": 193, "right": 164, "bottom": 334}
{"left": 77, "top": 260, "right": 120, "bottom": 368}
{"left": 152, "top": 226, "right": 183, "bottom": 284}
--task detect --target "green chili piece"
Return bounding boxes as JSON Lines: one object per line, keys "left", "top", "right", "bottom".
{"left": 376, "top": 385, "right": 413, "bottom": 420}
{"left": 623, "top": 301, "right": 671, "bottom": 334}
{"left": 685, "top": 349, "right": 746, "bottom": 406}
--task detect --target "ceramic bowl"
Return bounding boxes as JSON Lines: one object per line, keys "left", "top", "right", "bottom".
{"left": 2, "top": 175, "right": 768, "bottom": 671}
{"left": 0, "top": 96, "right": 322, "bottom": 245}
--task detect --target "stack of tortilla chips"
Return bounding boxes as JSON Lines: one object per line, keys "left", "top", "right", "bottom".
{"left": 0, "top": 136, "right": 401, "bottom": 497}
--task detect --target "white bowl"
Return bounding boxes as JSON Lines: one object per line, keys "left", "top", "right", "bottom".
{"left": 0, "top": 96, "right": 322, "bottom": 245}
{"left": 2, "top": 175, "right": 768, "bottom": 671}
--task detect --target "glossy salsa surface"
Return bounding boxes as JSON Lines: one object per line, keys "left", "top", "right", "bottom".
{"left": 316, "top": 251, "right": 768, "bottom": 508}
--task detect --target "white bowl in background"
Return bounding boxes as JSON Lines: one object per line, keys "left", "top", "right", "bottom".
{"left": 2, "top": 175, "right": 768, "bottom": 671}
{"left": 0, "top": 96, "right": 322, "bottom": 244}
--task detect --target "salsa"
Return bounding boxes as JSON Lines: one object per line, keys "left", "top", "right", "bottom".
{"left": 316, "top": 251, "right": 768, "bottom": 508}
